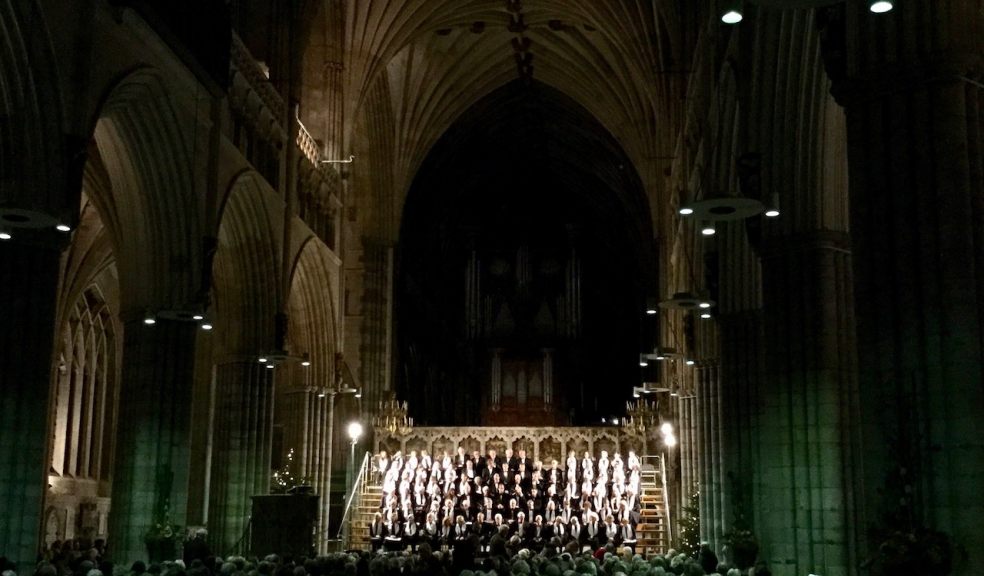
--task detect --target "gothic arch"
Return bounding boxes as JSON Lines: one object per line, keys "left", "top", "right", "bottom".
{"left": 0, "top": 0, "right": 70, "bottom": 225}
{"left": 89, "top": 67, "right": 203, "bottom": 312}
{"left": 211, "top": 170, "right": 282, "bottom": 355}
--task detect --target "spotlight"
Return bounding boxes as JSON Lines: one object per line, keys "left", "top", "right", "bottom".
{"left": 639, "top": 354, "right": 650, "bottom": 367}
{"left": 192, "top": 314, "right": 204, "bottom": 321}
{"left": 646, "top": 308, "right": 657, "bottom": 315}
{"left": 347, "top": 421, "right": 364, "bottom": 441}
{"left": 721, "top": 1, "right": 743, "bottom": 24}
{"left": 701, "top": 312, "right": 712, "bottom": 319}
{"left": 318, "top": 391, "right": 326, "bottom": 398}
{"left": 266, "top": 363, "right": 275, "bottom": 369}
{"left": 660, "top": 422, "right": 674, "bottom": 435}
{"left": 765, "top": 192, "right": 780, "bottom": 218}
{"left": 355, "top": 389, "right": 362, "bottom": 399}
{"left": 301, "top": 360, "right": 311, "bottom": 367}
{"left": 143, "top": 310, "right": 156, "bottom": 325}
{"left": 258, "top": 357, "right": 268, "bottom": 363}
{"left": 678, "top": 207, "right": 694, "bottom": 216}
{"left": 633, "top": 392, "right": 640, "bottom": 398}
{"left": 664, "top": 434, "right": 678, "bottom": 448}
{"left": 698, "top": 302, "right": 711, "bottom": 309}
{"left": 0, "top": 231, "right": 11, "bottom": 241}
{"left": 645, "top": 296, "right": 659, "bottom": 315}
{"left": 701, "top": 221, "right": 716, "bottom": 236}
{"left": 56, "top": 224, "right": 71, "bottom": 232}
{"left": 869, "top": 0, "right": 892, "bottom": 13}
{"left": 610, "top": 417, "right": 620, "bottom": 425}
{"left": 200, "top": 322, "right": 213, "bottom": 331}
{"left": 685, "top": 359, "right": 696, "bottom": 366}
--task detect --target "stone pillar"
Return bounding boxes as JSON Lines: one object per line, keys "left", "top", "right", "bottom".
{"left": 109, "top": 318, "right": 199, "bottom": 564}
{"left": 0, "top": 238, "right": 62, "bottom": 572}
{"left": 757, "top": 232, "right": 861, "bottom": 576}
{"left": 208, "top": 361, "right": 275, "bottom": 554}
{"left": 361, "top": 240, "right": 393, "bottom": 409}
{"left": 823, "top": 3, "right": 984, "bottom": 572}
{"left": 696, "top": 362, "right": 726, "bottom": 552}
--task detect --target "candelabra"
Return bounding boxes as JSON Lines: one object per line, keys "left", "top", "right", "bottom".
{"left": 373, "top": 392, "right": 413, "bottom": 435}
{"left": 623, "top": 398, "right": 659, "bottom": 436}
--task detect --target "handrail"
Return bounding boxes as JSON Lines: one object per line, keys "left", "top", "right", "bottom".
{"left": 336, "top": 451, "right": 371, "bottom": 544}
{"left": 660, "top": 454, "right": 672, "bottom": 544}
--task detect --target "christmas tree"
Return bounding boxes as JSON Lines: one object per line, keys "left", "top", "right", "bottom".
{"left": 677, "top": 484, "right": 701, "bottom": 558}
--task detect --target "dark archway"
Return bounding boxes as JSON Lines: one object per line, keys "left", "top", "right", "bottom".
{"left": 397, "top": 80, "right": 656, "bottom": 426}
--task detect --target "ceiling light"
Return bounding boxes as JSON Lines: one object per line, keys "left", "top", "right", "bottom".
{"left": 143, "top": 310, "right": 156, "bottom": 325}
{"left": 659, "top": 292, "right": 703, "bottom": 310}
{"left": 0, "top": 231, "right": 11, "bottom": 241}
{"left": 698, "top": 301, "right": 711, "bottom": 309}
{"left": 200, "top": 322, "right": 213, "bottom": 331}
{"left": 685, "top": 359, "right": 695, "bottom": 366}
{"left": 664, "top": 434, "right": 678, "bottom": 447}
{"left": 192, "top": 314, "right": 204, "bottom": 321}
{"left": 645, "top": 296, "right": 659, "bottom": 315}
{"left": 721, "top": 1, "right": 743, "bottom": 24}
{"left": 765, "top": 192, "right": 780, "bottom": 218}
{"left": 355, "top": 390, "right": 362, "bottom": 399}
{"left": 318, "top": 391, "right": 326, "bottom": 398}
{"left": 678, "top": 207, "right": 694, "bottom": 216}
{"left": 639, "top": 354, "right": 649, "bottom": 367}
{"left": 258, "top": 357, "right": 268, "bottom": 363}
{"left": 701, "top": 312, "right": 712, "bottom": 319}
{"left": 266, "top": 363, "right": 275, "bottom": 369}
{"left": 56, "top": 224, "right": 71, "bottom": 232}
{"left": 301, "top": 360, "right": 311, "bottom": 367}
{"left": 869, "top": 0, "right": 892, "bottom": 13}
{"left": 660, "top": 422, "right": 674, "bottom": 435}
{"left": 701, "top": 221, "right": 716, "bottom": 236}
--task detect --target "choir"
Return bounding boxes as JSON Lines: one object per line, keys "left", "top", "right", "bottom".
{"left": 369, "top": 446, "right": 641, "bottom": 553}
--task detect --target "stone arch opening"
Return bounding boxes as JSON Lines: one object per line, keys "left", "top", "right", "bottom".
{"left": 397, "top": 79, "right": 656, "bottom": 426}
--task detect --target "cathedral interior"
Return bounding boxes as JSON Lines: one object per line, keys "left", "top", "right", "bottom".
{"left": 0, "top": 0, "right": 982, "bottom": 575}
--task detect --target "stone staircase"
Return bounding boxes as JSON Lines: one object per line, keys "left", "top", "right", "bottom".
{"left": 637, "top": 467, "right": 668, "bottom": 556}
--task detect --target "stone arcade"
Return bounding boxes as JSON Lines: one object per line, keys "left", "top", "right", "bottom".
{"left": 0, "top": 1, "right": 981, "bottom": 575}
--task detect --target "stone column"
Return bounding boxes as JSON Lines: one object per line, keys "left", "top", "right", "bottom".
{"left": 0, "top": 237, "right": 62, "bottom": 572}
{"left": 758, "top": 233, "right": 861, "bottom": 576}
{"left": 208, "top": 360, "right": 275, "bottom": 554}
{"left": 109, "top": 318, "right": 199, "bottom": 563}
{"left": 696, "top": 362, "right": 726, "bottom": 552}
{"left": 360, "top": 240, "right": 393, "bottom": 409}
{"left": 823, "top": 3, "right": 984, "bottom": 571}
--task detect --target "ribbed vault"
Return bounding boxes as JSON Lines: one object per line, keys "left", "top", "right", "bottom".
{"left": 345, "top": 0, "right": 688, "bottom": 241}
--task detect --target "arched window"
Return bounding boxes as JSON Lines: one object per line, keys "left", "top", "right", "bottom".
{"left": 50, "top": 288, "right": 118, "bottom": 482}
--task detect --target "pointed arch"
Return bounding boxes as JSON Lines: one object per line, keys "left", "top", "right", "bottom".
{"left": 211, "top": 170, "right": 283, "bottom": 356}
